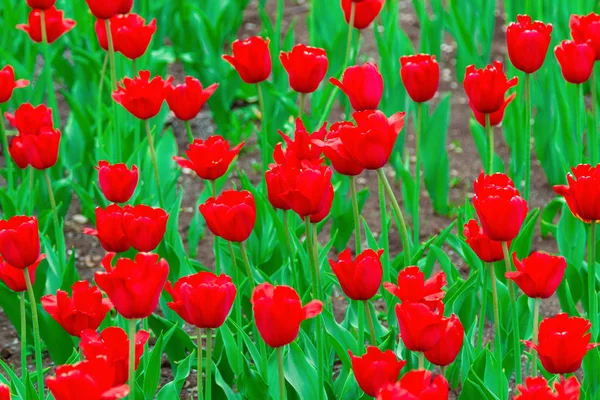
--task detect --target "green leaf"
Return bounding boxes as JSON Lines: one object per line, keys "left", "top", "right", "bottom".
{"left": 156, "top": 350, "right": 194, "bottom": 400}
{"left": 143, "top": 334, "right": 165, "bottom": 399}
{"left": 285, "top": 342, "right": 326, "bottom": 400}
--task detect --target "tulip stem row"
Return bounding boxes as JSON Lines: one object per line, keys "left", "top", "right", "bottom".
{"left": 418, "top": 352, "right": 424, "bottom": 370}
{"left": 239, "top": 242, "right": 255, "bottom": 289}
{"left": 210, "top": 181, "right": 222, "bottom": 274}
{"left": 96, "top": 54, "right": 109, "bottom": 148}
{"left": 205, "top": 328, "right": 213, "bottom": 400}
{"left": 0, "top": 110, "right": 14, "bottom": 195}
{"left": 577, "top": 83, "right": 584, "bottom": 162}
{"left": 485, "top": 114, "right": 494, "bottom": 173}
{"left": 502, "top": 241, "right": 522, "bottom": 384}
{"left": 363, "top": 300, "right": 377, "bottom": 345}
{"left": 185, "top": 120, "right": 194, "bottom": 144}
{"left": 227, "top": 241, "right": 244, "bottom": 371}
{"left": 28, "top": 168, "right": 34, "bottom": 215}
{"left": 350, "top": 176, "right": 362, "bottom": 253}
{"left": 106, "top": 18, "right": 121, "bottom": 161}
{"left": 532, "top": 298, "right": 540, "bottom": 376}
{"left": 277, "top": 347, "right": 286, "bottom": 400}
{"left": 40, "top": 10, "right": 59, "bottom": 125}
{"left": 128, "top": 319, "right": 137, "bottom": 400}
{"left": 357, "top": 300, "right": 365, "bottom": 352}
{"left": 283, "top": 210, "right": 298, "bottom": 289}
{"left": 588, "top": 222, "right": 598, "bottom": 339}
{"left": 256, "top": 83, "right": 269, "bottom": 174}
{"left": 591, "top": 67, "right": 598, "bottom": 165}
{"left": 298, "top": 93, "right": 305, "bottom": 120}
{"left": 197, "top": 328, "right": 203, "bottom": 400}
{"left": 44, "top": 171, "right": 65, "bottom": 267}
{"left": 523, "top": 73, "right": 532, "bottom": 202}
{"left": 344, "top": 2, "right": 356, "bottom": 69}
{"left": 24, "top": 268, "right": 43, "bottom": 396}
{"left": 476, "top": 263, "right": 489, "bottom": 351}
{"left": 413, "top": 102, "right": 423, "bottom": 246}
{"left": 19, "top": 292, "right": 26, "bottom": 386}
{"left": 145, "top": 120, "right": 164, "bottom": 208}
{"left": 489, "top": 263, "right": 503, "bottom": 391}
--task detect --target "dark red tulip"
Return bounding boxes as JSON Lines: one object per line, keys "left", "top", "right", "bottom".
{"left": 9, "top": 127, "right": 61, "bottom": 170}
{"left": 0, "top": 216, "right": 41, "bottom": 270}
{"left": 471, "top": 93, "right": 516, "bottom": 127}
{"left": 424, "top": 314, "right": 464, "bottom": 367}
{"left": 309, "top": 183, "right": 334, "bottom": 223}
{"left": 554, "top": 376, "right": 581, "bottom": 400}
{"left": 17, "top": 7, "right": 76, "bottom": 43}
{"left": 330, "top": 63, "right": 383, "bottom": 111}
{"left": 84, "top": 0, "right": 127, "bottom": 20}
{"left": 166, "top": 272, "right": 236, "bottom": 328}
{"left": 174, "top": 136, "right": 244, "bottom": 181}
{"left": 571, "top": 13, "right": 600, "bottom": 60}
{"left": 384, "top": 266, "right": 446, "bottom": 310}
{"left": 0, "top": 65, "right": 29, "bottom": 104}
{"left": 80, "top": 327, "right": 149, "bottom": 386}
{"left": 280, "top": 44, "right": 328, "bottom": 93}
{"left": 463, "top": 219, "right": 505, "bottom": 263}
{"left": 199, "top": 190, "right": 255, "bottom": 242}
{"left": 41, "top": 281, "right": 114, "bottom": 337}
{"left": 553, "top": 164, "right": 600, "bottom": 223}
{"left": 377, "top": 370, "right": 449, "bottom": 400}
{"left": 113, "top": 14, "right": 156, "bottom": 60}
{"left": 95, "top": 161, "right": 138, "bottom": 203}
{"left": 464, "top": 61, "right": 518, "bottom": 115}
{"left": 506, "top": 15, "right": 553, "bottom": 74}
{"left": 341, "top": 0, "right": 384, "bottom": 30}
{"left": 112, "top": 71, "right": 173, "bottom": 120}
{"left": 523, "top": 313, "right": 599, "bottom": 374}
{"left": 116, "top": 0, "right": 133, "bottom": 14}
{"left": 251, "top": 282, "right": 322, "bottom": 348}
{"left": 555, "top": 40, "right": 595, "bottom": 84}
{"left": 223, "top": 36, "right": 272, "bottom": 84}
{"left": 95, "top": 253, "right": 169, "bottom": 319}
{"left": 122, "top": 205, "right": 168, "bottom": 252}
{"left": 395, "top": 302, "right": 445, "bottom": 352}
{"left": 0, "top": 384, "right": 9, "bottom": 400}
{"left": 400, "top": 54, "right": 439, "bottom": 103}
{"left": 277, "top": 118, "right": 326, "bottom": 164}
{"left": 265, "top": 164, "right": 292, "bottom": 211}
{"left": 515, "top": 377, "right": 556, "bottom": 400}
{"left": 0, "top": 255, "right": 43, "bottom": 292}
{"left": 329, "top": 249, "right": 383, "bottom": 301}
{"left": 166, "top": 77, "right": 218, "bottom": 121}
{"left": 349, "top": 346, "right": 406, "bottom": 397}
{"left": 321, "top": 122, "right": 365, "bottom": 176}
{"left": 4, "top": 103, "right": 53, "bottom": 136}
{"left": 26, "top": 0, "right": 55, "bottom": 9}
{"left": 506, "top": 252, "right": 566, "bottom": 299}
{"left": 83, "top": 205, "right": 130, "bottom": 253}
{"left": 279, "top": 162, "right": 333, "bottom": 219}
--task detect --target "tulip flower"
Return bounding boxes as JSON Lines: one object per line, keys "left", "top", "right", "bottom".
{"left": 112, "top": 71, "right": 173, "bottom": 120}
{"left": 0, "top": 255, "right": 42, "bottom": 293}
{"left": 553, "top": 164, "right": 600, "bottom": 223}
{"left": 400, "top": 54, "right": 439, "bottom": 103}
{"left": 26, "top": 0, "right": 55, "bottom": 9}
{"left": 222, "top": 36, "right": 272, "bottom": 84}
{"left": 277, "top": 118, "right": 326, "bottom": 163}
{"left": 349, "top": 347, "right": 406, "bottom": 397}
{"left": 470, "top": 93, "right": 516, "bottom": 127}
{"left": 84, "top": 205, "right": 131, "bottom": 253}
{"left": 463, "top": 219, "right": 505, "bottom": 263}
{"left": 571, "top": 13, "right": 600, "bottom": 60}
{"left": 384, "top": 266, "right": 446, "bottom": 310}
{"left": 9, "top": 126, "right": 61, "bottom": 170}
{"left": 0, "top": 216, "right": 41, "bottom": 270}
{"left": 0, "top": 384, "right": 9, "bottom": 400}
{"left": 166, "top": 77, "right": 219, "bottom": 121}
{"left": 506, "top": 15, "right": 553, "bottom": 74}
{"left": 95, "top": 161, "right": 138, "bottom": 203}
{"left": 341, "top": 0, "right": 384, "bottom": 30}
{"left": 321, "top": 122, "right": 365, "bottom": 176}
{"left": 554, "top": 40, "right": 595, "bottom": 84}
{"left": 84, "top": 0, "right": 129, "bottom": 20}
{"left": 122, "top": 205, "right": 168, "bottom": 252}
{"left": 376, "top": 370, "right": 449, "bottom": 400}
{"left": 554, "top": 376, "right": 582, "bottom": 399}
{"left": 424, "top": 314, "right": 465, "bottom": 367}
{"left": 174, "top": 136, "right": 244, "bottom": 181}
{"left": 199, "top": 190, "right": 256, "bottom": 243}
{"left": 395, "top": 302, "right": 445, "bottom": 353}
{"left": 280, "top": 44, "right": 329, "bottom": 93}
{"left": 309, "top": 184, "right": 334, "bottom": 224}
{"left": 111, "top": 14, "right": 156, "bottom": 60}
{"left": 506, "top": 252, "right": 566, "bottom": 299}
{"left": 94, "top": 17, "right": 120, "bottom": 51}
{"left": 515, "top": 376, "right": 580, "bottom": 400}
{"left": 4, "top": 103, "right": 53, "bottom": 136}
{"left": 265, "top": 163, "right": 292, "bottom": 211}
{"left": 41, "top": 281, "right": 113, "bottom": 337}
{"left": 0, "top": 65, "right": 30, "bottom": 104}
{"left": 330, "top": 63, "right": 383, "bottom": 111}
{"left": 279, "top": 162, "right": 333, "bottom": 219}
{"left": 17, "top": 7, "right": 76, "bottom": 44}
{"left": 464, "top": 61, "right": 518, "bottom": 115}
{"left": 330, "top": 249, "right": 383, "bottom": 300}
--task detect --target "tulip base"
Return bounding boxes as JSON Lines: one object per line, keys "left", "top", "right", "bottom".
{"left": 19, "top": 292, "right": 26, "bottom": 385}
{"left": 277, "top": 347, "right": 286, "bottom": 400}
{"left": 24, "top": 268, "right": 43, "bottom": 396}
{"left": 350, "top": 176, "right": 362, "bottom": 253}
{"left": 185, "top": 120, "right": 194, "bottom": 144}
{"left": 357, "top": 300, "right": 365, "bottom": 351}
{"left": 128, "top": 319, "right": 137, "bottom": 399}
{"left": 418, "top": 352, "right": 424, "bottom": 370}
{"left": 197, "top": 328, "right": 203, "bottom": 400}
{"left": 485, "top": 114, "right": 494, "bottom": 173}
{"left": 205, "top": 328, "right": 213, "bottom": 400}
{"left": 363, "top": 300, "right": 377, "bottom": 345}
{"left": 531, "top": 298, "right": 540, "bottom": 376}
{"left": 298, "top": 93, "right": 305, "bottom": 120}
{"left": 502, "top": 242, "right": 522, "bottom": 384}
{"left": 28, "top": 168, "right": 35, "bottom": 215}
{"left": 589, "top": 222, "right": 598, "bottom": 338}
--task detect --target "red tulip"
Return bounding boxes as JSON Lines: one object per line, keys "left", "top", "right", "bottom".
{"left": 555, "top": 40, "right": 595, "bottom": 84}
{"left": 0, "top": 255, "right": 43, "bottom": 292}
{"left": 395, "top": 302, "right": 445, "bottom": 352}
{"left": 321, "top": 122, "right": 365, "bottom": 176}
{"left": 46, "top": 357, "right": 129, "bottom": 400}
{"left": 277, "top": 118, "right": 326, "bottom": 164}
{"left": 94, "top": 16, "right": 122, "bottom": 51}
{"left": 506, "top": 252, "right": 566, "bottom": 299}
{"left": 515, "top": 376, "right": 580, "bottom": 400}
{"left": 84, "top": 0, "right": 128, "bottom": 20}
{"left": 222, "top": 36, "right": 272, "bottom": 84}
{"left": 17, "top": 7, "right": 76, "bottom": 44}
{"left": 554, "top": 376, "right": 581, "bottom": 400}
{"left": 309, "top": 183, "right": 334, "bottom": 224}
{"left": 279, "top": 162, "right": 333, "bottom": 219}
{"left": 349, "top": 346, "right": 406, "bottom": 397}
{"left": 83, "top": 205, "right": 130, "bottom": 253}
{"left": 523, "top": 313, "right": 599, "bottom": 374}
{"left": 26, "top": 0, "right": 55, "bottom": 9}
{"left": 41, "top": 281, "right": 113, "bottom": 337}
{"left": 166, "top": 272, "right": 236, "bottom": 328}
{"left": 265, "top": 164, "right": 291, "bottom": 211}
{"left": 116, "top": 0, "right": 133, "bottom": 14}
{"left": 329, "top": 249, "right": 383, "bottom": 300}
{"left": 95, "top": 253, "right": 169, "bottom": 319}
{"left": 122, "top": 205, "right": 168, "bottom": 252}
{"left": 464, "top": 61, "right": 518, "bottom": 115}
{"left": 463, "top": 219, "right": 505, "bottom": 263}
{"left": 174, "top": 136, "right": 243, "bottom": 180}
{"left": 251, "top": 282, "right": 322, "bottom": 348}
{"left": 199, "top": 190, "right": 255, "bottom": 242}
{"left": 330, "top": 63, "right": 383, "bottom": 111}
{"left": 9, "top": 126, "right": 61, "bottom": 170}
{"left": 112, "top": 14, "right": 156, "bottom": 60}
{"left": 96, "top": 161, "right": 138, "bottom": 203}
{"left": 384, "top": 266, "right": 446, "bottom": 309}
{"left": 506, "top": 15, "right": 553, "bottom": 74}
{"left": 0, "top": 216, "right": 41, "bottom": 270}
{"left": 470, "top": 93, "right": 516, "bottom": 127}
{"left": 80, "top": 327, "right": 149, "bottom": 386}
{"left": 400, "top": 54, "right": 439, "bottom": 103}
{"left": 0, "top": 384, "right": 9, "bottom": 400}
{"left": 553, "top": 164, "right": 600, "bottom": 223}
{"left": 341, "top": 0, "right": 384, "bottom": 30}
{"left": 112, "top": 71, "right": 173, "bottom": 120}
{"left": 280, "top": 44, "right": 328, "bottom": 93}
{"left": 571, "top": 13, "right": 600, "bottom": 60}
{"left": 166, "top": 77, "right": 218, "bottom": 121}
{"left": 377, "top": 370, "right": 449, "bottom": 400}
{"left": 4, "top": 103, "right": 53, "bottom": 135}
{"left": 424, "top": 314, "right": 464, "bottom": 367}
{"left": 0, "top": 65, "right": 29, "bottom": 104}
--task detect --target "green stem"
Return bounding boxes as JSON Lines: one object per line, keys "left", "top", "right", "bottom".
{"left": 413, "top": 102, "right": 423, "bottom": 246}
{"left": 20, "top": 292, "right": 26, "bottom": 385}
{"left": 363, "top": 300, "right": 377, "bottom": 345}
{"left": 256, "top": 83, "right": 269, "bottom": 174}
{"left": 210, "top": 181, "right": 221, "bottom": 274}
{"left": 477, "top": 263, "right": 489, "bottom": 351}
{"left": 531, "top": 298, "right": 540, "bottom": 376}
{"left": 357, "top": 300, "right": 365, "bottom": 352}
{"left": 311, "top": 224, "right": 322, "bottom": 301}
{"left": 592, "top": 67, "right": 598, "bottom": 165}
{"left": 489, "top": 263, "right": 504, "bottom": 391}
{"left": 589, "top": 221, "right": 598, "bottom": 338}
{"left": 524, "top": 73, "right": 532, "bottom": 202}
{"left": 0, "top": 109, "right": 14, "bottom": 194}
{"left": 344, "top": 2, "right": 356, "bottom": 69}
{"left": 44, "top": 171, "right": 64, "bottom": 267}
{"left": 132, "top": 59, "right": 137, "bottom": 76}
{"left": 377, "top": 176, "right": 390, "bottom": 285}
{"left": 205, "top": 328, "right": 213, "bottom": 400}
{"left": 502, "top": 241, "right": 522, "bottom": 385}
{"left": 274, "top": 0, "right": 284, "bottom": 52}
{"left": 440, "top": 365, "right": 446, "bottom": 377}
{"left": 283, "top": 210, "right": 298, "bottom": 288}
{"left": 298, "top": 93, "right": 306, "bottom": 120}
{"left": 28, "top": 168, "right": 34, "bottom": 215}
{"left": 277, "top": 347, "right": 286, "bottom": 400}
{"left": 106, "top": 18, "right": 120, "bottom": 161}
{"left": 239, "top": 241, "right": 256, "bottom": 289}
{"left": 197, "top": 328, "right": 203, "bottom": 400}
{"left": 185, "top": 120, "right": 194, "bottom": 144}
{"left": 24, "top": 269, "right": 43, "bottom": 396}
{"left": 418, "top": 352, "right": 424, "bottom": 370}
{"left": 227, "top": 241, "right": 244, "bottom": 371}
{"left": 485, "top": 113, "right": 494, "bottom": 173}
{"left": 145, "top": 120, "right": 164, "bottom": 208}
{"left": 96, "top": 53, "right": 109, "bottom": 150}
{"left": 41, "top": 10, "right": 59, "bottom": 125}
{"left": 350, "top": 176, "right": 362, "bottom": 253}
{"left": 128, "top": 319, "right": 136, "bottom": 399}
{"left": 577, "top": 84, "right": 583, "bottom": 162}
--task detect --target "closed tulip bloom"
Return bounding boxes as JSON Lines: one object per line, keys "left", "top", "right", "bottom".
{"left": 95, "top": 253, "right": 169, "bottom": 319}
{"left": 0, "top": 255, "right": 43, "bottom": 292}
{"left": 309, "top": 183, "right": 334, "bottom": 223}
{"left": 116, "top": 0, "right": 133, "bottom": 14}
{"left": 17, "top": 7, "right": 76, "bottom": 43}
{"left": 0, "top": 216, "right": 41, "bottom": 270}
{"left": 506, "top": 252, "right": 566, "bottom": 299}
{"left": 223, "top": 36, "right": 272, "bottom": 84}
{"left": 199, "top": 190, "right": 255, "bottom": 242}
{"left": 464, "top": 61, "right": 518, "bottom": 114}
{"left": 400, "top": 54, "right": 439, "bottom": 103}
{"left": 277, "top": 118, "right": 326, "bottom": 163}
{"left": 112, "top": 71, "right": 173, "bottom": 120}
{"left": 384, "top": 266, "right": 446, "bottom": 309}
{"left": 9, "top": 127, "right": 61, "bottom": 170}
{"left": 322, "top": 122, "right": 364, "bottom": 176}
{"left": 96, "top": 161, "right": 138, "bottom": 203}
{"left": 5, "top": 103, "right": 53, "bottom": 136}
{"left": 80, "top": 327, "right": 149, "bottom": 386}
{"left": 0, "top": 384, "right": 9, "bottom": 400}
{"left": 166, "top": 272, "right": 236, "bottom": 328}
{"left": 555, "top": 40, "right": 595, "bottom": 84}
{"left": 515, "top": 377, "right": 555, "bottom": 400}
{"left": 571, "top": 13, "right": 600, "bottom": 60}
{"left": 377, "top": 370, "right": 449, "bottom": 400}
{"left": 94, "top": 16, "right": 120, "bottom": 51}
{"left": 463, "top": 219, "right": 505, "bottom": 263}
{"left": 471, "top": 93, "right": 516, "bottom": 127}
{"left": 523, "top": 314, "right": 598, "bottom": 374}
{"left": 396, "top": 302, "right": 445, "bottom": 352}
{"left": 0, "top": 65, "right": 29, "bottom": 104}
{"left": 280, "top": 162, "right": 333, "bottom": 219}
{"left": 41, "top": 281, "right": 114, "bottom": 337}
{"left": 349, "top": 346, "right": 406, "bottom": 397}
{"left": 424, "top": 314, "right": 464, "bottom": 367}
{"left": 166, "top": 77, "right": 218, "bottom": 121}
{"left": 265, "top": 164, "right": 292, "bottom": 210}
{"left": 122, "top": 205, "right": 168, "bottom": 252}
{"left": 330, "top": 63, "right": 383, "bottom": 111}
{"left": 84, "top": 0, "right": 126, "bottom": 20}
{"left": 113, "top": 14, "right": 156, "bottom": 60}
{"left": 553, "top": 164, "right": 600, "bottom": 223}
{"left": 341, "top": 0, "right": 384, "bottom": 30}
{"left": 506, "top": 15, "right": 553, "bottom": 74}
{"left": 174, "top": 136, "right": 244, "bottom": 181}
{"left": 26, "top": 0, "right": 55, "bottom": 9}
{"left": 84, "top": 205, "right": 130, "bottom": 253}
{"left": 280, "top": 44, "right": 328, "bottom": 93}
{"left": 330, "top": 249, "right": 384, "bottom": 300}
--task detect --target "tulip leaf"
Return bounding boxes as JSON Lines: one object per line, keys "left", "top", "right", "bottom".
{"left": 511, "top": 208, "right": 540, "bottom": 259}
{"left": 156, "top": 350, "right": 194, "bottom": 400}
{"left": 219, "top": 322, "right": 242, "bottom": 375}
{"left": 285, "top": 342, "right": 326, "bottom": 400}
{"left": 143, "top": 334, "right": 165, "bottom": 399}
{"left": 583, "top": 349, "right": 600, "bottom": 399}
{"left": 322, "top": 309, "right": 357, "bottom": 368}
{"left": 239, "top": 361, "right": 269, "bottom": 400}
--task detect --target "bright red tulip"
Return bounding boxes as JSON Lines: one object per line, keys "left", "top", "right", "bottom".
{"left": 251, "top": 282, "right": 322, "bottom": 348}
{"left": 17, "top": 7, "right": 76, "bottom": 43}
{"left": 555, "top": 40, "right": 595, "bottom": 84}
{"left": 341, "top": 0, "right": 384, "bottom": 30}
{"left": 515, "top": 377, "right": 556, "bottom": 400}
{"left": 0, "top": 255, "right": 43, "bottom": 292}
{"left": 280, "top": 44, "right": 328, "bottom": 93}
{"left": 223, "top": 36, "right": 272, "bottom": 84}
{"left": 26, "top": 0, "right": 55, "bottom": 9}
{"left": 166, "top": 272, "right": 236, "bottom": 328}
{"left": 199, "top": 190, "right": 255, "bottom": 242}
{"left": 84, "top": 205, "right": 130, "bottom": 253}
{"left": 84, "top": 0, "right": 128, "bottom": 20}
{"left": 0, "top": 216, "right": 41, "bottom": 270}
{"left": 112, "top": 71, "right": 173, "bottom": 120}
{"left": 329, "top": 249, "right": 383, "bottom": 300}
{"left": 400, "top": 54, "right": 439, "bottom": 103}
{"left": 424, "top": 314, "right": 464, "bottom": 367}
{"left": 113, "top": 14, "right": 156, "bottom": 60}
{"left": 377, "top": 370, "right": 449, "bottom": 400}
{"left": 330, "top": 63, "right": 383, "bottom": 111}
{"left": 276, "top": 119, "right": 326, "bottom": 164}
{"left": 41, "top": 281, "right": 113, "bottom": 337}
{"left": 166, "top": 77, "right": 218, "bottom": 121}
{"left": 265, "top": 164, "right": 292, "bottom": 211}
{"left": 463, "top": 219, "right": 505, "bottom": 263}
{"left": 9, "top": 126, "right": 61, "bottom": 170}
{"left": 309, "top": 183, "right": 334, "bottom": 223}
{"left": 554, "top": 376, "right": 581, "bottom": 400}
{"left": 349, "top": 346, "right": 406, "bottom": 397}
{"left": 470, "top": 93, "right": 516, "bottom": 127}
{"left": 0, "top": 384, "right": 9, "bottom": 400}
{"left": 95, "top": 253, "right": 169, "bottom": 319}
{"left": 94, "top": 17, "right": 117, "bottom": 51}
{"left": 396, "top": 302, "right": 445, "bottom": 352}
{"left": 571, "top": 13, "right": 600, "bottom": 60}
{"left": 384, "top": 266, "right": 446, "bottom": 310}
{"left": 321, "top": 122, "right": 365, "bottom": 176}
{"left": 506, "top": 252, "right": 566, "bottom": 299}
{"left": 95, "top": 161, "right": 138, "bottom": 203}
{"left": 553, "top": 164, "right": 600, "bottom": 223}
{"left": 523, "top": 313, "right": 599, "bottom": 374}
{"left": 80, "top": 327, "right": 149, "bottom": 386}
{"left": 279, "top": 162, "right": 333, "bottom": 219}
{"left": 506, "top": 15, "right": 553, "bottom": 74}
{"left": 174, "top": 136, "right": 243, "bottom": 181}
{"left": 4, "top": 103, "right": 53, "bottom": 136}
{"left": 0, "top": 65, "right": 29, "bottom": 104}
{"left": 122, "top": 205, "right": 168, "bottom": 252}
{"left": 464, "top": 61, "right": 518, "bottom": 115}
